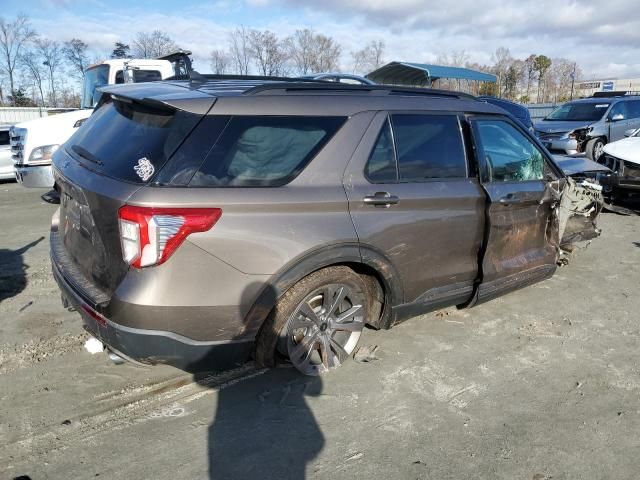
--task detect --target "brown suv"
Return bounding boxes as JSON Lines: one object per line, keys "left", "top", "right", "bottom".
{"left": 50, "top": 79, "right": 602, "bottom": 375}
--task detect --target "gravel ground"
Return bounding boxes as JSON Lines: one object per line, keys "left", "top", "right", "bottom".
{"left": 1, "top": 181, "right": 639, "bottom": 480}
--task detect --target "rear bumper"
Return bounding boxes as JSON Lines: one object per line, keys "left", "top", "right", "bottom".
{"left": 15, "top": 164, "right": 54, "bottom": 188}
{"left": 51, "top": 242, "right": 254, "bottom": 372}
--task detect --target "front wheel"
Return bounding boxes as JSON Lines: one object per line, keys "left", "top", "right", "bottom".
{"left": 586, "top": 137, "right": 605, "bottom": 162}
{"left": 255, "top": 266, "right": 367, "bottom": 376}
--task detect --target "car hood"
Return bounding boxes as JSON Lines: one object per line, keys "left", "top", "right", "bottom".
{"left": 552, "top": 155, "right": 612, "bottom": 175}
{"left": 602, "top": 136, "right": 640, "bottom": 165}
{"left": 534, "top": 120, "right": 593, "bottom": 134}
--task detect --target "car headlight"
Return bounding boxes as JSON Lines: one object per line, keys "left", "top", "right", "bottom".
{"left": 28, "top": 144, "right": 59, "bottom": 165}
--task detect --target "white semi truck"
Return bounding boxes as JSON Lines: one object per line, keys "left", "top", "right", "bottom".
{"left": 11, "top": 51, "right": 192, "bottom": 188}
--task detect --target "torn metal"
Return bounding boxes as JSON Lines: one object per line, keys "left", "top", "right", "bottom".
{"left": 557, "top": 176, "right": 604, "bottom": 248}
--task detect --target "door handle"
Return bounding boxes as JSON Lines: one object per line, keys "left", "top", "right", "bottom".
{"left": 363, "top": 192, "right": 399, "bottom": 207}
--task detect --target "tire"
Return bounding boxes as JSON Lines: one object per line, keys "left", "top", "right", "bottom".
{"left": 586, "top": 137, "right": 605, "bottom": 162}
{"left": 255, "top": 266, "right": 368, "bottom": 376}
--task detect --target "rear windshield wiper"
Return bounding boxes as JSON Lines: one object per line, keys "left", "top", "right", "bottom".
{"left": 71, "top": 145, "right": 104, "bottom": 166}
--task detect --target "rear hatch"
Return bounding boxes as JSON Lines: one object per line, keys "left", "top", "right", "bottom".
{"left": 53, "top": 88, "right": 214, "bottom": 298}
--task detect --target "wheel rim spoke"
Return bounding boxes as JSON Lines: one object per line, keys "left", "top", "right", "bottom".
{"left": 290, "top": 331, "right": 318, "bottom": 361}
{"left": 297, "top": 302, "right": 321, "bottom": 326}
{"left": 324, "top": 285, "right": 347, "bottom": 317}
{"left": 335, "top": 304, "right": 362, "bottom": 324}
{"left": 330, "top": 337, "right": 350, "bottom": 363}
{"left": 320, "top": 335, "right": 338, "bottom": 370}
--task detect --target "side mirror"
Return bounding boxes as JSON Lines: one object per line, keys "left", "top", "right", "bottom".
{"left": 624, "top": 128, "right": 638, "bottom": 137}
{"left": 609, "top": 113, "right": 624, "bottom": 122}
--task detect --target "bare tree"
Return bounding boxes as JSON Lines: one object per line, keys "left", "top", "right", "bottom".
{"left": 285, "top": 29, "right": 315, "bottom": 75}
{"left": 0, "top": 13, "right": 36, "bottom": 105}
{"left": 19, "top": 50, "right": 45, "bottom": 105}
{"left": 286, "top": 29, "right": 341, "bottom": 75}
{"left": 523, "top": 54, "right": 537, "bottom": 102}
{"left": 132, "top": 30, "right": 178, "bottom": 59}
{"left": 351, "top": 40, "right": 385, "bottom": 74}
{"left": 210, "top": 49, "right": 230, "bottom": 74}
{"left": 37, "top": 38, "right": 63, "bottom": 106}
{"left": 248, "top": 29, "right": 288, "bottom": 76}
{"left": 63, "top": 38, "right": 89, "bottom": 79}
{"left": 491, "top": 47, "right": 513, "bottom": 97}
{"left": 228, "top": 26, "right": 251, "bottom": 75}
{"left": 450, "top": 50, "right": 470, "bottom": 67}
{"left": 312, "top": 33, "right": 341, "bottom": 72}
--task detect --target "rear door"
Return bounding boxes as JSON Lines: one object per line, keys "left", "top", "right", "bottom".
{"left": 469, "top": 117, "right": 560, "bottom": 304}
{"left": 344, "top": 111, "right": 485, "bottom": 309}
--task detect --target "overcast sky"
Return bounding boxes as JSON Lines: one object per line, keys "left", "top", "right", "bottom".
{"left": 3, "top": 0, "right": 639, "bottom": 79}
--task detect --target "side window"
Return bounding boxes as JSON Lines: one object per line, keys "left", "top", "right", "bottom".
{"left": 191, "top": 116, "right": 345, "bottom": 187}
{"left": 609, "top": 102, "right": 627, "bottom": 120}
{"left": 391, "top": 114, "right": 467, "bottom": 181}
{"left": 628, "top": 100, "right": 640, "bottom": 119}
{"left": 115, "top": 70, "right": 124, "bottom": 84}
{"left": 365, "top": 119, "right": 397, "bottom": 183}
{"left": 473, "top": 119, "right": 545, "bottom": 182}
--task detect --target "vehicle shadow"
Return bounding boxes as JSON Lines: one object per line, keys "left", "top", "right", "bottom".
{"left": 0, "top": 237, "right": 44, "bottom": 304}
{"left": 189, "top": 282, "right": 325, "bottom": 480}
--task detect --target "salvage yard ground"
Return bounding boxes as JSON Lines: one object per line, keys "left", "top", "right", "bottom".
{"left": 1, "top": 182, "right": 640, "bottom": 480}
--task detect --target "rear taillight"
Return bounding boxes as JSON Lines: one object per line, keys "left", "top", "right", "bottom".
{"left": 118, "top": 205, "right": 222, "bottom": 268}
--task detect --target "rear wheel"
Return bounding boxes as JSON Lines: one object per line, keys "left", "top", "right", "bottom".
{"left": 586, "top": 137, "right": 605, "bottom": 162}
{"left": 256, "top": 266, "right": 367, "bottom": 376}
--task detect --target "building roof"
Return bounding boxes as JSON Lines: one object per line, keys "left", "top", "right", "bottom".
{"left": 366, "top": 62, "right": 497, "bottom": 86}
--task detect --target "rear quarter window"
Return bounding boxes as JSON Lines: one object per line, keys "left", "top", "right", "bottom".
{"left": 190, "top": 116, "right": 345, "bottom": 187}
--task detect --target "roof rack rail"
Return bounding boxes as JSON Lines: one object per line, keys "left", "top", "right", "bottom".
{"left": 592, "top": 90, "right": 640, "bottom": 98}
{"left": 244, "top": 82, "right": 477, "bottom": 100}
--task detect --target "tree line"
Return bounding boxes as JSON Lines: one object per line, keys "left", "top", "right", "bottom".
{"left": 0, "top": 12, "right": 583, "bottom": 108}
{"left": 437, "top": 48, "right": 581, "bottom": 104}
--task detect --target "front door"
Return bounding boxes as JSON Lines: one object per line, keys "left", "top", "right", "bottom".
{"left": 470, "top": 117, "right": 560, "bottom": 304}
{"left": 344, "top": 112, "right": 485, "bottom": 310}
{"left": 608, "top": 101, "right": 630, "bottom": 142}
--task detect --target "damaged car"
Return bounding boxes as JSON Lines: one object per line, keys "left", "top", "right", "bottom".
{"left": 534, "top": 93, "right": 640, "bottom": 161}
{"left": 50, "top": 79, "right": 604, "bottom": 376}
{"left": 599, "top": 127, "right": 640, "bottom": 195}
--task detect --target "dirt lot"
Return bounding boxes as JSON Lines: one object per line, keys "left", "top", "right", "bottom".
{"left": 1, "top": 181, "right": 639, "bottom": 480}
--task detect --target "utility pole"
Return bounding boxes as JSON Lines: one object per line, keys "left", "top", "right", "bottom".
{"left": 570, "top": 63, "right": 576, "bottom": 100}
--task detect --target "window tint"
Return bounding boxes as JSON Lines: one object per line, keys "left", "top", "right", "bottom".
{"left": 191, "top": 116, "right": 345, "bottom": 187}
{"left": 115, "top": 70, "right": 124, "bottom": 84}
{"left": 474, "top": 120, "right": 545, "bottom": 182}
{"left": 0, "top": 130, "right": 9, "bottom": 145}
{"left": 391, "top": 114, "right": 466, "bottom": 180}
{"left": 365, "top": 119, "right": 397, "bottom": 183}
{"left": 66, "top": 98, "right": 202, "bottom": 184}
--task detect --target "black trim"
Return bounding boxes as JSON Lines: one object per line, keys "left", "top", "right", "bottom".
{"left": 53, "top": 254, "right": 252, "bottom": 372}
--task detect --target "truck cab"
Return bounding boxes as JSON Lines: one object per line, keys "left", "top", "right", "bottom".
{"left": 11, "top": 52, "right": 191, "bottom": 188}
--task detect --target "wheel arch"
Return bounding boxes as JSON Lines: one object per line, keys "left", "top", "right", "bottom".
{"left": 243, "top": 242, "right": 403, "bottom": 339}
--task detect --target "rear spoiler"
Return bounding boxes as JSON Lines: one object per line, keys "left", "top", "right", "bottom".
{"left": 97, "top": 82, "right": 216, "bottom": 115}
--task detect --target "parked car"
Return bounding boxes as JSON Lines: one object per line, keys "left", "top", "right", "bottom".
{"left": 600, "top": 127, "right": 640, "bottom": 193}
{"left": 534, "top": 93, "right": 640, "bottom": 161}
{"left": 298, "top": 73, "right": 376, "bottom": 85}
{"left": 478, "top": 96, "right": 534, "bottom": 131}
{"left": 51, "top": 80, "right": 603, "bottom": 376}
{"left": 0, "top": 125, "right": 15, "bottom": 181}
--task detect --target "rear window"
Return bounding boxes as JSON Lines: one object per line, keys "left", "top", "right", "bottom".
{"left": 65, "top": 98, "right": 201, "bottom": 184}
{"left": 190, "top": 116, "right": 345, "bottom": 187}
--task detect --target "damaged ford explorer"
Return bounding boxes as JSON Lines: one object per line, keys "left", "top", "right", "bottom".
{"left": 50, "top": 79, "right": 604, "bottom": 376}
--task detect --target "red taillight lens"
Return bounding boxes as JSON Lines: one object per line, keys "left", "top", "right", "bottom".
{"left": 118, "top": 205, "right": 222, "bottom": 268}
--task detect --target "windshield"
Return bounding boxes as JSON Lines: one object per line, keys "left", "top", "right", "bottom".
{"left": 545, "top": 102, "right": 610, "bottom": 122}
{"left": 81, "top": 65, "right": 109, "bottom": 109}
